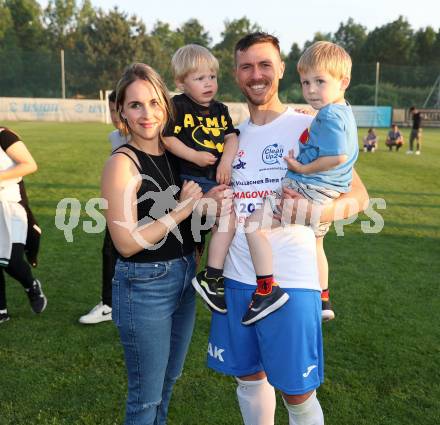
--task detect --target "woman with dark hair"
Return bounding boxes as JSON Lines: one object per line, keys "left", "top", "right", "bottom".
{"left": 0, "top": 127, "right": 46, "bottom": 323}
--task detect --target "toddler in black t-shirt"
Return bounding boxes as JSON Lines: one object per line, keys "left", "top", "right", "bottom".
{"left": 163, "top": 44, "right": 238, "bottom": 314}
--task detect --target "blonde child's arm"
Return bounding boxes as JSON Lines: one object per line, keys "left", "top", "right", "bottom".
{"left": 216, "top": 133, "right": 239, "bottom": 185}
{"left": 163, "top": 135, "right": 217, "bottom": 167}
{"left": 284, "top": 149, "right": 347, "bottom": 175}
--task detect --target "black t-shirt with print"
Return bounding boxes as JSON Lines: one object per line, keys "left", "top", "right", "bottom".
{"left": 0, "top": 127, "right": 20, "bottom": 151}
{"left": 164, "top": 94, "right": 238, "bottom": 180}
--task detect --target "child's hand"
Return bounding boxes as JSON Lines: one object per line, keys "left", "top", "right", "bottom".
{"left": 284, "top": 149, "right": 303, "bottom": 173}
{"left": 193, "top": 151, "right": 218, "bottom": 167}
{"left": 216, "top": 160, "right": 231, "bottom": 185}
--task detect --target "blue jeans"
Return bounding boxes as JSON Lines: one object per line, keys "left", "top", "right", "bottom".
{"left": 180, "top": 174, "right": 218, "bottom": 194}
{"left": 112, "top": 254, "right": 196, "bottom": 425}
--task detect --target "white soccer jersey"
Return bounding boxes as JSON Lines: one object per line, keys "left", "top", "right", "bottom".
{"left": 223, "top": 108, "right": 320, "bottom": 290}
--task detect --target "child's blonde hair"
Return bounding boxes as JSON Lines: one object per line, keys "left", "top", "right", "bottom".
{"left": 171, "top": 44, "right": 219, "bottom": 81}
{"left": 297, "top": 41, "right": 352, "bottom": 80}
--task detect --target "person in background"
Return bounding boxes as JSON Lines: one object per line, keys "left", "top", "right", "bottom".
{"left": 363, "top": 128, "right": 378, "bottom": 152}
{"left": 407, "top": 106, "right": 422, "bottom": 155}
{"left": 79, "top": 90, "right": 129, "bottom": 325}
{"left": 385, "top": 123, "right": 404, "bottom": 152}
{"left": 108, "top": 90, "right": 130, "bottom": 151}
{"left": 0, "top": 127, "right": 46, "bottom": 323}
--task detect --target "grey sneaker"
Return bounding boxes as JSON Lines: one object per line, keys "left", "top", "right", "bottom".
{"left": 26, "top": 279, "right": 47, "bottom": 314}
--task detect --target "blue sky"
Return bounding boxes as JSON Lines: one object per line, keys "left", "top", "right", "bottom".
{"left": 38, "top": 0, "right": 439, "bottom": 53}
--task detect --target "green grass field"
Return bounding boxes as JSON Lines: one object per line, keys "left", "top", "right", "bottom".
{"left": 1, "top": 122, "right": 439, "bottom": 425}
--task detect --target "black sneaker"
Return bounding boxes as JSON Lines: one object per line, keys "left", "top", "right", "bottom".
{"left": 242, "top": 284, "right": 289, "bottom": 325}
{"left": 192, "top": 270, "right": 227, "bottom": 313}
{"left": 26, "top": 279, "right": 47, "bottom": 314}
{"left": 0, "top": 310, "right": 10, "bottom": 324}
{"left": 321, "top": 289, "right": 335, "bottom": 322}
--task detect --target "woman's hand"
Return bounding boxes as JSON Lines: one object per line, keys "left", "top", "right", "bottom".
{"left": 178, "top": 180, "right": 203, "bottom": 212}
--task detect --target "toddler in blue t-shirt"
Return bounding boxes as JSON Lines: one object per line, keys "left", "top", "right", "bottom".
{"left": 242, "top": 41, "right": 358, "bottom": 325}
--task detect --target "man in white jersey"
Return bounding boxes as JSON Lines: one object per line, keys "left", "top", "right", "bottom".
{"left": 207, "top": 33, "right": 369, "bottom": 425}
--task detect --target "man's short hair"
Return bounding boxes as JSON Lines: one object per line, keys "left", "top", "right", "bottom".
{"left": 108, "top": 90, "right": 116, "bottom": 103}
{"left": 171, "top": 44, "right": 219, "bottom": 81}
{"left": 297, "top": 41, "right": 352, "bottom": 80}
{"left": 234, "top": 32, "right": 281, "bottom": 60}
{"left": 409, "top": 106, "right": 416, "bottom": 112}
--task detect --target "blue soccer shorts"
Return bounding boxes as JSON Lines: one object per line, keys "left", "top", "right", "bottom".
{"left": 207, "top": 278, "right": 324, "bottom": 395}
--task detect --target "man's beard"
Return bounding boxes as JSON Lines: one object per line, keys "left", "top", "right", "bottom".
{"left": 241, "top": 79, "right": 275, "bottom": 106}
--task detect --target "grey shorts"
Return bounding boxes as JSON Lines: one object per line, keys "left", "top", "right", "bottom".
{"left": 266, "top": 177, "right": 340, "bottom": 237}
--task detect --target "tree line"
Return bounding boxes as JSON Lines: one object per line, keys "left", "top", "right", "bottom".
{"left": 1, "top": 0, "right": 440, "bottom": 107}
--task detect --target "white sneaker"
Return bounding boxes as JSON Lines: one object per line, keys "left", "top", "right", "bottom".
{"left": 415, "top": 150, "right": 421, "bottom": 155}
{"left": 79, "top": 301, "right": 112, "bottom": 324}
{"left": 363, "top": 147, "right": 367, "bottom": 152}
{"left": 406, "top": 150, "right": 413, "bottom": 154}
{"left": 371, "top": 147, "right": 376, "bottom": 153}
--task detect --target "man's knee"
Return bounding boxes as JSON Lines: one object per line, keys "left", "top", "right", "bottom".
{"left": 238, "top": 371, "right": 267, "bottom": 381}
{"left": 282, "top": 389, "right": 315, "bottom": 405}
{"left": 282, "top": 390, "right": 324, "bottom": 425}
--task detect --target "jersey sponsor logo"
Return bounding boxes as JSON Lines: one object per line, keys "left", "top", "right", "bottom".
{"left": 302, "top": 364, "right": 317, "bottom": 378}
{"left": 232, "top": 158, "right": 246, "bottom": 169}
{"left": 262, "top": 143, "right": 284, "bottom": 165}
{"left": 299, "top": 128, "right": 310, "bottom": 145}
{"left": 233, "top": 177, "right": 280, "bottom": 187}
{"left": 234, "top": 189, "right": 272, "bottom": 199}
{"left": 237, "top": 149, "right": 246, "bottom": 158}
{"left": 207, "top": 342, "right": 225, "bottom": 362}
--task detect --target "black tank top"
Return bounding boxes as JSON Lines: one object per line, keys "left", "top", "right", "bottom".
{"left": 113, "top": 144, "right": 194, "bottom": 262}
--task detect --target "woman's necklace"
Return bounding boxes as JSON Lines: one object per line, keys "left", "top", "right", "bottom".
{"left": 130, "top": 141, "right": 176, "bottom": 189}
{"left": 130, "top": 140, "right": 184, "bottom": 255}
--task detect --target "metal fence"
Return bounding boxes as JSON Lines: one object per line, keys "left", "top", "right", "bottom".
{"left": 1, "top": 49, "right": 439, "bottom": 108}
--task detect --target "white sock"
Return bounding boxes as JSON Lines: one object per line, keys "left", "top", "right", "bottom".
{"left": 236, "top": 377, "right": 276, "bottom": 425}
{"left": 283, "top": 391, "right": 324, "bottom": 425}
{"left": 0, "top": 309, "right": 7, "bottom": 314}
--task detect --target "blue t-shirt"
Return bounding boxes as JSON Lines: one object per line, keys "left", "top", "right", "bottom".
{"left": 286, "top": 103, "right": 358, "bottom": 192}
